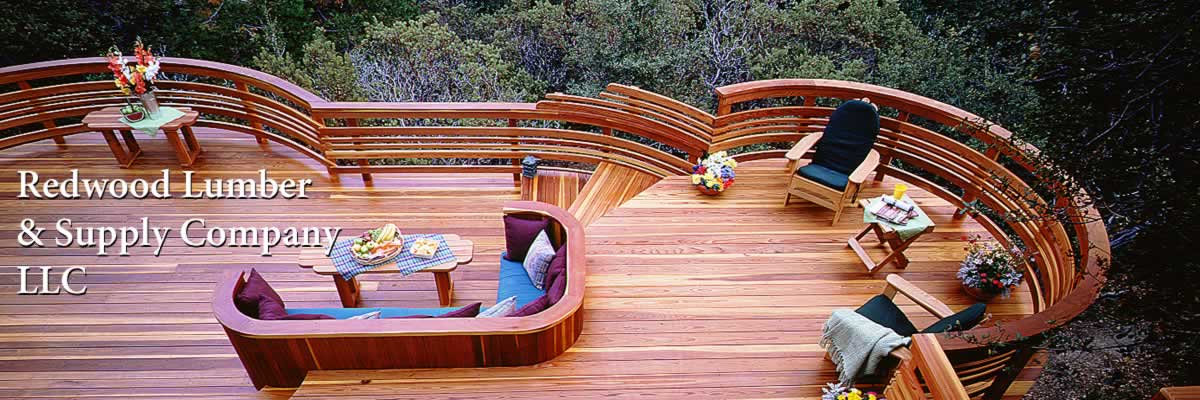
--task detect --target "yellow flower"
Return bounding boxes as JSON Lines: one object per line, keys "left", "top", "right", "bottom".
{"left": 837, "top": 395, "right": 847, "bottom": 400}
{"left": 848, "top": 391, "right": 862, "bottom": 400}
{"left": 868, "top": 394, "right": 877, "bottom": 400}
{"left": 727, "top": 159, "right": 738, "bottom": 168}
{"left": 120, "top": 87, "right": 131, "bottom": 96}
{"left": 691, "top": 175, "right": 701, "bottom": 185}
{"left": 136, "top": 65, "right": 147, "bottom": 74}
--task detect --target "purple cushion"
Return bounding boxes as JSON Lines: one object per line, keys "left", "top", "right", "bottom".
{"left": 543, "top": 245, "right": 567, "bottom": 289}
{"left": 235, "top": 269, "right": 284, "bottom": 318}
{"left": 255, "top": 296, "right": 290, "bottom": 320}
{"left": 386, "top": 315, "right": 434, "bottom": 319}
{"left": 547, "top": 273, "right": 567, "bottom": 305}
{"left": 510, "top": 295, "right": 551, "bottom": 317}
{"left": 504, "top": 215, "right": 549, "bottom": 261}
{"left": 437, "top": 302, "right": 481, "bottom": 318}
{"left": 281, "top": 313, "right": 334, "bottom": 320}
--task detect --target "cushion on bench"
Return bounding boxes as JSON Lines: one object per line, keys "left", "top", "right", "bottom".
{"left": 498, "top": 253, "right": 547, "bottom": 308}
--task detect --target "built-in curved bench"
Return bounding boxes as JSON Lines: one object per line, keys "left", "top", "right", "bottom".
{"left": 211, "top": 201, "right": 585, "bottom": 389}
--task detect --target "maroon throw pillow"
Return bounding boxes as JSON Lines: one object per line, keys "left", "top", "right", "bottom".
{"left": 543, "top": 245, "right": 567, "bottom": 289}
{"left": 547, "top": 273, "right": 567, "bottom": 305}
{"left": 437, "top": 302, "right": 482, "bottom": 318}
{"left": 386, "top": 315, "right": 434, "bottom": 319}
{"left": 504, "top": 215, "right": 549, "bottom": 261}
{"left": 235, "top": 269, "right": 284, "bottom": 318}
{"left": 510, "top": 295, "right": 551, "bottom": 317}
{"left": 281, "top": 313, "right": 334, "bottom": 320}
{"left": 255, "top": 296, "right": 290, "bottom": 320}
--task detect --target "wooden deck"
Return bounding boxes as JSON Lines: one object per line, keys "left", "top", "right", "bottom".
{"left": 0, "top": 129, "right": 1037, "bottom": 399}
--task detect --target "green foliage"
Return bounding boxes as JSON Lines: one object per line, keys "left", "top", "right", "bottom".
{"left": 350, "top": 14, "right": 541, "bottom": 102}
{"left": 254, "top": 30, "right": 366, "bottom": 101}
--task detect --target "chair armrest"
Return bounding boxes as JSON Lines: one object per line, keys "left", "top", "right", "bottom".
{"left": 848, "top": 149, "right": 881, "bottom": 184}
{"left": 785, "top": 132, "right": 823, "bottom": 161}
{"left": 888, "top": 345, "right": 912, "bottom": 361}
{"left": 884, "top": 274, "right": 955, "bottom": 319}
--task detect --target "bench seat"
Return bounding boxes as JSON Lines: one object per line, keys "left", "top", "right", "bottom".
{"left": 498, "top": 253, "right": 546, "bottom": 308}
{"left": 287, "top": 307, "right": 461, "bottom": 319}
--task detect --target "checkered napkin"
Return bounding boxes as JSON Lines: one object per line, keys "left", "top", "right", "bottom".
{"left": 330, "top": 234, "right": 456, "bottom": 280}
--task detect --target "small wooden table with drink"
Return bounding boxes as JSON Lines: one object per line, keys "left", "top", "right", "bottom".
{"left": 848, "top": 183, "right": 936, "bottom": 273}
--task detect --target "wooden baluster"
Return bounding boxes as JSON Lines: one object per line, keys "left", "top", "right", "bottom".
{"left": 803, "top": 96, "right": 816, "bottom": 107}
{"left": 346, "top": 119, "right": 371, "bottom": 184}
{"left": 876, "top": 111, "right": 907, "bottom": 182}
{"left": 18, "top": 81, "right": 66, "bottom": 145}
{"left": 509, "top": 119, "right": 521, "bottom": 186}
{"left": 957, "top": 146, "right": 1001, "bottom": 218}
{"left": 235, "top": 82, "right": 269, "bottom": 145}
{"left": 314, "top": 116, "right": 339, "bottom": 182}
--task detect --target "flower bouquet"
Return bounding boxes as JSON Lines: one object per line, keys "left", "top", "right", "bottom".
{"left": 957, "top": 236, "right": 1024, "bottom": 300}
{"left": 107, "top": 38, "right": 162, "bottom": 116}
{"left": 821, "top": 382, "right": 883, "bottom": 400}
{"left": 690, "top": 151, "right": 737, "bottom": 195}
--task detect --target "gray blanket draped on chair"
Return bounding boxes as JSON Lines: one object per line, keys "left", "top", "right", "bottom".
{"left": 820, "top": 309, "right": 911, "bottom": 384}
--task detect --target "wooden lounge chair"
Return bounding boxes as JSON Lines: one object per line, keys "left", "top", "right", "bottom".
{"left": 845, "top": 274, "right": 987, "bottom": 383}
{"left": 784, "top": 99, "right": 881, "bottom": 224}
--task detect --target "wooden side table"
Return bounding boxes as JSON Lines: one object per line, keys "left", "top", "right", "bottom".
{"left": 848, "top": 198, "right": 936, "bottom": 273}
{"left": 82, "top": 107, "right": 202, "bottom": 168}
{"left": 298, "top": 234, "right": 474, "bottom": 307}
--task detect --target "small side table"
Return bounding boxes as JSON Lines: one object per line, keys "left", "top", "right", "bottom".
{"left": 848, "top": 198, "right": 936, "bottom": 273}
{"left": 82, "top": 107, "right": 202, "bottom": 168}
{"left": 298, "top": 234, "right": 474, "bottom": 307}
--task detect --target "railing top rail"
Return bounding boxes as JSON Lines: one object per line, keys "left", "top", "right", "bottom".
{"left": 0, "top": 57, "right": 326, "bottom": 106}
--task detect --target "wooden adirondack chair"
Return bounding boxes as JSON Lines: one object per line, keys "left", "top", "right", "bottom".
{"left": 784, "top": 99, "right": 881, "bottom": 224}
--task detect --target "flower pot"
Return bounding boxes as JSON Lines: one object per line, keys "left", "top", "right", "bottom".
{"left": 696, "top": 185, "right": 722, "bottom": 196}
{"left": 962, "top": 284, "right": 999, "bottom": 302}
{"left": 137, "top": 90, "right": 160, "bottom": 117}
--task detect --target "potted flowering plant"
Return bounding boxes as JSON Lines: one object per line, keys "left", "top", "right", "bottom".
{"left": 690, "top": 151, "right": 737, "bottom": 195}
{"left": 957, "top": 236, "right": 1024, "bottom": 301}
{"left": 822, "top": 382, "right": 883, "bottom": 400}
{"left": 107, "top": 38, "right": 162, "bottom": 116}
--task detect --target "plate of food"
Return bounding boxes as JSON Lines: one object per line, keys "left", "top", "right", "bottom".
{"left": 409, "top": 237, "right": 440, "bottom": 259}
{"left": 350, "top": 223, "right": 403, "bottom": 265}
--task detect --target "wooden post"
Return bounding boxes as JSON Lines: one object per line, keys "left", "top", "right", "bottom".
{"left": 18, "top": 81, "right": 66, "bottom": 145}
{"left": 235, "top": 82, "right": 269, "bottom": 145}
{"left": 509, "top": 119, "right": 521, "bottom": 186}
{"left": 345, "top": 119, "right": 371, "bottom": 184}
{"left": 876, "top": 111, "right": 908, "bottom": 182}
{"left": 957, "top": 146, "right": 1001, "bottom": 218}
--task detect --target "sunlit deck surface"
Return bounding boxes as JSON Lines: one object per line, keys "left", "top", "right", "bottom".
{"left": 0, "top": 129, "right": 1038, "bottom": 399}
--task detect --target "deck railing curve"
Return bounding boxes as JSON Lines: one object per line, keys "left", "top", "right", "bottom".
{"left": 715, "top": 78, "right": 1109, "bottom": 398}
{"left": 0, "top": 60, "right": 1110, "bottom": 399}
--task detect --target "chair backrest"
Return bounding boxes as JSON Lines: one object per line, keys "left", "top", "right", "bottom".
{"left": 813, "top": 100, "right": 880, "bottom": 174}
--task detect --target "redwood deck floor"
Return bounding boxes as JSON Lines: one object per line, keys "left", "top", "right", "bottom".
{"left": 0, "top": 130, "right": 1037, "bottom": 399}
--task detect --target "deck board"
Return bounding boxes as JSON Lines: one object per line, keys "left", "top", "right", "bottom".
{"left": 0, "top": 130, "right": 1037, "bottom": 399}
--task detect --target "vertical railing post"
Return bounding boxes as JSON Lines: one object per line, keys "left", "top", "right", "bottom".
{"left": 234, "top": 82, "right": 269, "bottom": 145}
{"left": 509, "top": 118, "right": 521, "bottom": 186}
{"left": 313, "top": 114, "right": 339, "bottom": 181}
{"left": 18, "top": 81, "right": 66, "bottom": 145}
{"left": 875, "top": 111, "right": 907, "bottom": 182}
{"left": 957, "top": 146, "right": 1000, "bottom": 218}
{"left": 345, "top": 119, "right": 371, "bottom": 184}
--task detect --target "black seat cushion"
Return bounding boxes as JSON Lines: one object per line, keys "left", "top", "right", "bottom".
{"left": 854, "top": 294, "right": 919, "bottom": 337}
{"left": 921, "top": 303, "right": 987, "bottom": 333}
{"left": 812, "top": 100, "right": 880, "bottom": 175}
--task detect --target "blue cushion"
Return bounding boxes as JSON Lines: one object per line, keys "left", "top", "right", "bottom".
{"left": 498, "top": 252, "right": 547, "bottom": 308}
{"left": 797, "top": 163, "right": 850, "bottom": 190}
{"left": 854, "top": 295, "right": 919, "bottom": 337}
{"left": 286, "top": 307, "right": 460, "bottom": 319}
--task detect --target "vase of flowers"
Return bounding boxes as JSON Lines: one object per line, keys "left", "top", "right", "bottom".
{"left": 107, "top": 39, "right": 161, "bottom": 116}
{"left": 957, "top": 236, "right": 1024, "bottom": 301}
{"left": 691, "top": 151, "right": 737, "bottom": 195}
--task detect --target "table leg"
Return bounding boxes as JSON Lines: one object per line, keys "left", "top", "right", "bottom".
{"left": 164, "top": 128, "right": 199, "bottom": 166}
{"left": 101, "top": 130, "right": 140, "bottom": 168}
{"left": 333, "top": 275, "right": 362, "bottom": 308}
{"left": 879, "top": 236, "right": 916, "bottom": 269}
{"left": 182, "top": 125, "right": 203, "bottom": 156}
{"left": 434, "top": 271, "right": 454, "bottom": 306}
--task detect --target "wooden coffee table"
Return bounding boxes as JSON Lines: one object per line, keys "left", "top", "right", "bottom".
{"left": 82, "top": 106, "right": 202, "bottom": 168}
{"left": 848, "top": 199, "right": 936, "bottom": 273}
{"left": 298, "top": 234, "right": 473, "bottom": 307}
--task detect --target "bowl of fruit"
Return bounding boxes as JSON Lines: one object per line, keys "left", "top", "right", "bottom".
{"left": 350, "top": 223, "right": 403, "bottom": 266}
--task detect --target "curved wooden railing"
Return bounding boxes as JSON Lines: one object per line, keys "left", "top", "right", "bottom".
{"left": 1, "top": 59, "right": 1109, "bottom": 399}
{"left": 714, "top": 79, "right": 1109, "bottom": 399}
